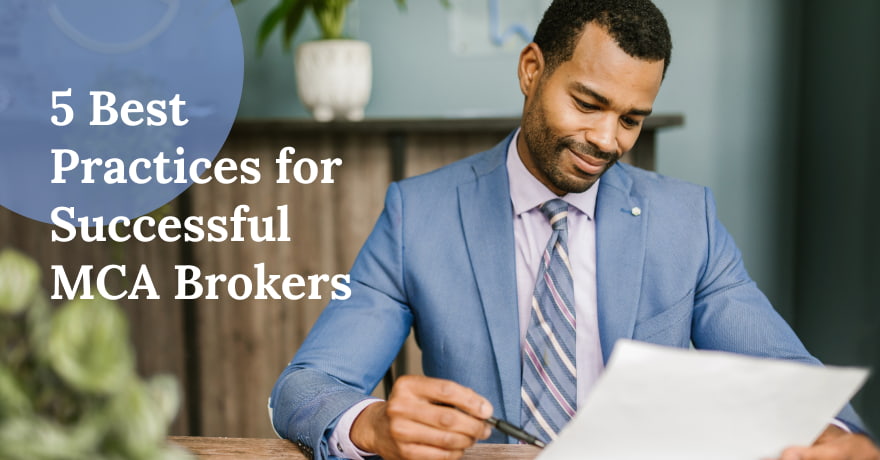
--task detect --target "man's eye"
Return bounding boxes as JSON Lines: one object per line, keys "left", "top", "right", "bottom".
{"left": 621, "top": 116, "right": 641, "bottom": 128}
{"left": 576, "top": 99, "right": 599, "bottom": 111}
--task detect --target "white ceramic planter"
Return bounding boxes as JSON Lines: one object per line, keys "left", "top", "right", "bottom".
{"left": 295, "top": 39, "right": 372, "bottom": 122}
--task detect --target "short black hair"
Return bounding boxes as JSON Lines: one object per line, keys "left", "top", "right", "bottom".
{"left": 533, "top": 0, "right": 672, "bottom": 77}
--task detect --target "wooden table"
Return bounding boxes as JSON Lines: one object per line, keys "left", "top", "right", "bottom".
{"left": 170, "top": 436, "right": 541, "bottom": 459}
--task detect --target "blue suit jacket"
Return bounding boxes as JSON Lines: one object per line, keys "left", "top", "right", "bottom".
{"left": 270, "top": 133, "right": 864, "bottom": 459}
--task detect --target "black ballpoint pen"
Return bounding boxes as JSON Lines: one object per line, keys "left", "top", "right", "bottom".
{"left": 439, "top": 403, "right": 546, "bottom": 448}
{"left": 484, "top": 416, "right": 546, "bottom": 448}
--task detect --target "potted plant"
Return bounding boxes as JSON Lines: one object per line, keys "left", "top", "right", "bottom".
{"left": 233, "top": 0, "right": 447, "bottom": 121}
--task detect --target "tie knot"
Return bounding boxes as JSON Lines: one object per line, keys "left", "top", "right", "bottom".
{"left": 540, "top": 199, "right": 568, "bottom": 231}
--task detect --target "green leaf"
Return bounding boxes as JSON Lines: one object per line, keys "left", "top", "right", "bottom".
{"left": 282, "top": 0, "right": 310, "bottom": 51}
{"left": 105, "top": 380, "right": 172, "bottom": 459}
{"left": 26, "top": 292, "right": 53, "bottom": 363}
{"left": 47, "top": 297, "right": 134, "bottom": 395}
{"left": 0, "top": 417, "right": 91, "bottom": 460}
{"left": 256, "top": 0, "right": 296, "bottom": 55}
{"left": 314, "top": 0, "right": 350, "bottom": 39}
{"left": 146, "top": 374, "right": 181, "bottom": 425}
{"left": 0, "top": 365, "right": 31, "bottom": 417}
{"left": 158, "top": 444, "right": 196, "bottom": 460}
{"left": 244, "top": 0, "right": 452, "bottom": 49}
{"left": 0, "top": 249, "right": 40, "bottom": 315}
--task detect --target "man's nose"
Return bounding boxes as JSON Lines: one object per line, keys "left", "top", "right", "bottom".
{"left": 584, "top": 115, "right": 619, "bottom": 154}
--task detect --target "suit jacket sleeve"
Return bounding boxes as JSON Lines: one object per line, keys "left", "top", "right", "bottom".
{"left": 689, "top": 188, "right": 866, "bottom": 434}
{"left": 269, "top": 182, "right": 412, "bottom": 459}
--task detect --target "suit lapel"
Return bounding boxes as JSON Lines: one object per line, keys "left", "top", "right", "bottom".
{"left": 457, "top": 146, "right": 649, "bottom": 421}
{"left": 458, "top": 140, "right": 521, "bottom": 425}
{"left": 595, "top": 165, "right": 648, "bottom": 363}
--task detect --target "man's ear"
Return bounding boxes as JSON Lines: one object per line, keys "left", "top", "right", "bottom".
{"left": 518, "top": 43, "right": 545, "bottom": 97}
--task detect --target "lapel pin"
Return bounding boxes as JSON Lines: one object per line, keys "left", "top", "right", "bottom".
{"left": 631, "top": 207, "right": 642, "bottom": 216}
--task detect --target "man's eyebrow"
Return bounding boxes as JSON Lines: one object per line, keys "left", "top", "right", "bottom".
{"left": 570, "top": 82, "right": 653, "bottom": 117}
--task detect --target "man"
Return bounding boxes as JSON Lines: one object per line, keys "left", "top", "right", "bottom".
{"left": 269, "top": 1, "right": 879, "bottom": 459}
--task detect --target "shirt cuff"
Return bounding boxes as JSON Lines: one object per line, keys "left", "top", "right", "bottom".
{"left": 831, "top": 418, "right": 852, "bottom": 433}
{"left": 328, "top": 398, "right": 383, "bottom": 459}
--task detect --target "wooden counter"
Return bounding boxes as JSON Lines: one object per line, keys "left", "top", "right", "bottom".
{"left": 170, "top": 436, "right": 541, "bottom": 459}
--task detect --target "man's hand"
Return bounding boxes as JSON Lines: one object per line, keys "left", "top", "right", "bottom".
{"left": 350, "top": 375, "right": 494, "bottom": 460}
{"left": 777, "top": 425, "right": 879, "bottom": 460}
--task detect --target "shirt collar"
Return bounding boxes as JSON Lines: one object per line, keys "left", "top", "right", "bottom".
{"left": 507, "top": 128, "right": 599, "bottom": 219}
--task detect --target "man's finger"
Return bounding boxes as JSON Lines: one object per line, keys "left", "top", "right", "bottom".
{"left": 779, "top": 434, "right": 880, "bottom": 460}
{"left": 778, "top": 446, "right": 808, "bottom": 460}
{"left": 387, "top": 417, "right": 487, "bottom": 450}
{"left": 386, "top": 396, "right": 490, "bottom": 440}
{"left": 393, "top": 375, "right": 494, "bottom": 419}
{"left": 782, "top": 443, "right": 849, "bottom": 460}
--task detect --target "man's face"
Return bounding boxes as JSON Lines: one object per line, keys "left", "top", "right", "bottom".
{"left": 517, "top": 22, "right": 665, "bottom": 195}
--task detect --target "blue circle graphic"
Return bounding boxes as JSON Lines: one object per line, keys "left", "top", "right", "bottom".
{"left": 0, "top": 0, "right": 243, "bottom": 225}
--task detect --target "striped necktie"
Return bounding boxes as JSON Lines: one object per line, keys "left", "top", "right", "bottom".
{"left": 521, "top": 198, "right": 577, "bottom": 443}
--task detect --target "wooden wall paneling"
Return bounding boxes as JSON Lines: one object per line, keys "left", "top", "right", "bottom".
{"left": 189, "top": 132, "right": 299, "bottom": 438}
{"left": 190, "top": 129, "right": 393, "bottom": 437}
{"left": 331, "top": 132, "right": 394, "bottom": 398}
{"left": 332, "top": 132, "right": 391, "bottom": 267}
{"left": 403, "top": 132, "right": 506, "bottom": 178}
{"left": 288, "top": 132, "right": 342, "bottom": 339}
{"left": 0, "top": 207, "right": 11, "bottom": 245}
{"left": 266, "top": 136, "right": 306, "bottom": 362}
{"left": 189, "top": 139, "right": 236, "bottom": 436}
{"left": 188, "top": 154, "right": 232, "bottom": 436}
{"left": 0, "top": 208, "right": 41, "bottom": 259}
{"left": 114, "top": 204, "right": 190, "bottom": 436}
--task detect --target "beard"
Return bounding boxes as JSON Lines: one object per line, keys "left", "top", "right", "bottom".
{"left": 521, "top": 98, "right": 620, "bottom": 194}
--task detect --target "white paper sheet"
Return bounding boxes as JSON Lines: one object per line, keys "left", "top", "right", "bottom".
{"left": 537, "top": 340, "right": 869, "bottom": 460}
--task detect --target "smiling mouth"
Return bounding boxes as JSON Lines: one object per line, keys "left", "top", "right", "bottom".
{"left": 567, "top": 148, "right": 608, "bottom": 176}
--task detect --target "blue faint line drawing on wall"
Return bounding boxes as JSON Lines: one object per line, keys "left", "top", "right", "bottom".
{"left": 449, "top": 0, "right": 550, "bottom": 57}
{"left": 488, "top": 0, "right": 532, "bottom": 46}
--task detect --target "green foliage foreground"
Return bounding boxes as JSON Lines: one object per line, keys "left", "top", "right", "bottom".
{"left": 0, "top": 249, "right": 191, "bottom": 460}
